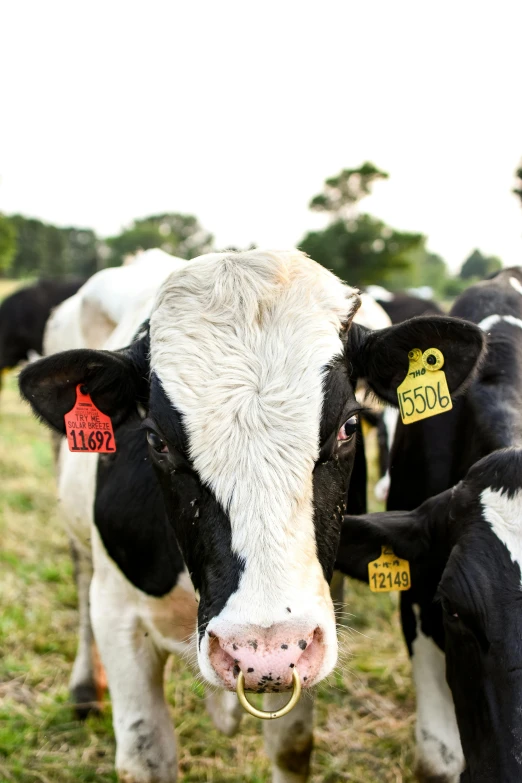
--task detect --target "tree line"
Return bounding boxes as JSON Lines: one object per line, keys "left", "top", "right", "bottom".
{"left": 0, "top": 161, "right": 518, "bottom": 290}
{"left": 0, "top": 213, "right": 214, "bottom": 279}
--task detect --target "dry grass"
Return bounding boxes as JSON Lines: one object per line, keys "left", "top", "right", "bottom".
{"left": 0, "top": 372, "right": 417, "bottom": 782}
{"left": 0, "top": 280, "right": 29, "bottom": 300}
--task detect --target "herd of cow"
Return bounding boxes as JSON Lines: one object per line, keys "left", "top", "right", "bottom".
{"left": 3, "top": 247, "right": 522, "bottom": 783}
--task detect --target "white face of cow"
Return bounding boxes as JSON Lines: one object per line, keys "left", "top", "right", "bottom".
{"left": 149, "top": 250, "right": 361, "bottom": 690}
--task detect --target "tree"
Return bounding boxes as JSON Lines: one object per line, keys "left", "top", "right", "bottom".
{"left": 6, "top": 216, "right": 103, "bottom": 279}
{"left": 309, "top": 162, "right": 389, "bottom": 220}
{"left": 300, "top": 216, "right": 420, "bottom": 287}
{"left": 8, "top": 215, "right": 67, "bottom": 277}
{"left": 299, "top": 164, "right": 422, "bottom": 286}
{"left": 61, "top": 227, "right": 100, "bottom": 277}
{"left": 106, "top": 213, "right": 213, "bottom": 266}
{"left": 0, "top": 213, "right": 16, "bottom": 274}
{"left": 460, "top": 249, "right": 502, "bottom": 280}
{"left": 385, "top": 243, "right": 450, "bottom": 295}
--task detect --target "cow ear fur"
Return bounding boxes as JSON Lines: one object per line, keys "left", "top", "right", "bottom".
{"left": 349, "top": 316, "right": 486, "bottom": 405}
{"left": 19, "top": 338, "right": 149, "bottom": 435}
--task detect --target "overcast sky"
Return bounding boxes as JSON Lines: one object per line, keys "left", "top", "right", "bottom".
{"left": 2, "top": 1, "right": 521, "bottom": 271}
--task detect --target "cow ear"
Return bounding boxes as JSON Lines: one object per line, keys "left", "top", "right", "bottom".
{"left": 335, "top": 509, "right": 424, "bottom": 583}
{"left": 335, "top": 489, "right": 452, "bottom": 583}
{"left": 349, "top": 316, "right": 486, "bottom": 405}
{"left": 19, "top": 340, "right": 149, "bottom": 434}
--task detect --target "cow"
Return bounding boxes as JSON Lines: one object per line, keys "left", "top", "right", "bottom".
{"left": 40, "top": 248, "right": 190, "bottom": 718}
{"left": 366, "top": 285, "right": 444, "bottom": 323}
{"left": 43, "top": 248, "right": 185, "bottom": 355}
{"left": 337, "top": 447, "right": 522, "bottom": 782}
{"left": 355, "top": 267, "right": 522, "bottom": 782}
{"left": 0, "top": 277, "right": 85, "bottom": 384}
{"left": 19, "top": 249, "right": 485, "bottom": 782}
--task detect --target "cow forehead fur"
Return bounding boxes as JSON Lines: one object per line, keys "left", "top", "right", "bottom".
{"left": 480, "top": 486, "right": 522, "bottom": 585}
{"left": 150, "top": 250, "right": 359, "bottom": 603}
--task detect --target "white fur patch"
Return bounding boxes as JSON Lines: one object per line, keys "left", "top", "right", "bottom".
{"left": 366, "top": 284, "right": 394, "bottom": 302}
{"left": 478, "top": 313, "right": 522, "bottom": 333}
{"left": 510, "top": 277, "right": 522, "bottom": 296}
{"left": 354, "top": 293, "right": 391, "bottom": 330}
{"left": 411, "top": 606, "right": 465, "bottom": 780}
{"left": 150, "top": 250, "right": 360, "bottom": 682}
{"left": 481, "top": 486, "right": 522, "bottom": 583}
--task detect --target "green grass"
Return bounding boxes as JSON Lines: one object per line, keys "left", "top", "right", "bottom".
{"left": 0, "top": 372, "right": 416, "bottom": 782}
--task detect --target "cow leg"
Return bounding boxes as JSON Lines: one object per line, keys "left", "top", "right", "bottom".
{"left": 263, "top": 693, "right": 314, "bottom": 783}
{"left": 91, "top": 533, "right": 177, "bottom": 783}
{"left": 69, "top": 537, "right": 100, "bottom": 719}
{"left": 411, "top": 622, "right": 464, "bottom": 782}
{"left": 205, "top": 689, "right": 243, "bottom": 737}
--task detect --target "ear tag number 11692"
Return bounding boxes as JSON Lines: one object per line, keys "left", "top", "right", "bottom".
{"left": 368, "top": 546, "right": 411, "bottom": 593}
{"left": 64, "top": 384, "right": 116, "bottom": 453}
{"left": 397, "top": 347, "right": 452, "bottom": 425}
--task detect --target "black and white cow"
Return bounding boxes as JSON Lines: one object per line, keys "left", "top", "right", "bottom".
{"left": 362, "top": 267, "right": 522, "bottom": 781}
{"left": 0, "top": 277, "right": 85, "bottom": 380}
{"left": 20, "top": 250, "right": 484, "bottom": 782}
{"left": 366, "top": 285, "right": 444, "bottom": 323}
{"left": 337, "top": 447, "right": 522, "bottom": 783}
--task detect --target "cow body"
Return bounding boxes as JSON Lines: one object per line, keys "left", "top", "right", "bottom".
{"left": 0, "top": 277, "right": 85, "bottom": 376}
{"left": 385, "top": 267, "right": 522, "bottom": 781}
{"left": 20, "top": 249, "right": 485, "bottom": 782}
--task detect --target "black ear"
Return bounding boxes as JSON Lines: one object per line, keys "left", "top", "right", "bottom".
{"left": 19, "top": 337, "right": 149, "bottom": 434}
{"left": 335, "top": 509, "right": 424, "bottom": 582}
{"left": 335, "top": 488, "right": 453, "bottom": 583}
{"left": 349, "top": 316, "right": 486, "bottom": 405}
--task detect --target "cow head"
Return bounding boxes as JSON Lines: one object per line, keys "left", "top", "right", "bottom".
{"left": 337, "top": 447, "right": 522, "bottom": 781}
{"left": 19, "top": 250, "right": 485, "bottom": 692}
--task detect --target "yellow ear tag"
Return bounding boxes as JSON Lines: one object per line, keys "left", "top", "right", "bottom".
{"left": 368, "top": 546, "right": 411, "bottom": 592}
{"left": 396, "top": 347, "right": 452, "bottom": 425}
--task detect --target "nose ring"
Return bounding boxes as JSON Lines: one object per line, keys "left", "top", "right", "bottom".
{"left": 236, "top": 667, "right": 301, "bottom": 719}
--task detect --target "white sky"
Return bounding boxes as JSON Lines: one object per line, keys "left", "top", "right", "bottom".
{"left": 1, "top": 1, "right": 521, "bottom": 272}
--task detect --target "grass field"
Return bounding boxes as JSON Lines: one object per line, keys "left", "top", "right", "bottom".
{"left": 0, "top": 371, "right": 417, "bottom": 783}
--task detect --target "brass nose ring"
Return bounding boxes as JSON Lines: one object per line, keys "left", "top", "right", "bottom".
{"left": 236, "top": 667, "right": 302, "bottom": 720}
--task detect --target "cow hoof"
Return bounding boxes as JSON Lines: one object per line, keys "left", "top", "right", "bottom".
{"left": 71, "top": 683, "right": 100, "bottom": 720}
{"left": 118, "top": 771, "right": 176, "bottom": 783}
{"left": 416, "top": 765, "right": 460, "bottom": 783}
{"left": 205, "top": 690, "right": 243, "bottom": 737}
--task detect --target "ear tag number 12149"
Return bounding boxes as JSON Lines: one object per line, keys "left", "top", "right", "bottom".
{"left": 397, "top": 347, "right": 452, "bottom": 425}
{"left": 368, "top": 546, "right": 411, "bottom": 593}
{"left": 64, "top": 385, "right": 116, "bottom": 453}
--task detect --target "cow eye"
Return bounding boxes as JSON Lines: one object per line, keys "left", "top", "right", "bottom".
{"left": 440, "top": 597, "right": 459, "bottom": 620}
{"left": 337, "top": 415, "right": 358, "bottom": 442}
{"left": 146, "top": 430, "right": 169, "bottom": 454}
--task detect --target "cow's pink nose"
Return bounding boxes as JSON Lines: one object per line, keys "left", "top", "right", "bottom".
{"left": 207, "top": 625, "right": 325, "bottom": 691}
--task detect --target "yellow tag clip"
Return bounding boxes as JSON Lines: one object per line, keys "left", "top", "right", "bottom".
{"left": 397, "top": 347, "right": 452, "bottom": 425}
{"left": 368, "top": 546, "right": 411, "bottom": 592}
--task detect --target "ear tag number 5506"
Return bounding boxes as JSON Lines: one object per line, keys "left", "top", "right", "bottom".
{"left": 397, "top": 347, "right": 452, "bottom": 425}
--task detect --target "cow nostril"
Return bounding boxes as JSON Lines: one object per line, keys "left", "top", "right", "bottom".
{"left": 298, "top": 626, "right": 323, "bottom": 669}
{"left": 208, "top": 633, "right": 237, "bottom": 678}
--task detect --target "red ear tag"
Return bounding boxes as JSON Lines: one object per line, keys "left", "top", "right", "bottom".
{"left": 64, "top": 384, "right": 116, "bottom": 453}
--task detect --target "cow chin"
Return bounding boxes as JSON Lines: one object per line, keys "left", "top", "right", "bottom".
{"left": 197, "top": 593, "right": 338, "bottom": 692}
